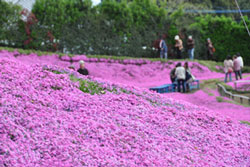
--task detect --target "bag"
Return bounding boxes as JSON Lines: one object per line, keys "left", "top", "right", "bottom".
{"left": 191, "top": 74, "right": 196, "bottom": 80}
{"left": 228, "top": 68, "right": 233, "bottom": 73}
{"left": 212, "top": 47, "right": 216, "bottom": 52}
{"left": 186, "top": 71, "right": 192, "bottom": 80}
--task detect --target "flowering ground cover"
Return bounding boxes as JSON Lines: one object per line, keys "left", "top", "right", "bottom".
{"left": 0, "top": 50, "right": 224, "bottom": 88}
{"left": 225, "top": 76, "right": 250, "bottom": 92}
{"left": 0, "top": 50, "right": 250, "bottom": 166}
{"left": 166, "top": 90, "right": 250, "bottom": 122}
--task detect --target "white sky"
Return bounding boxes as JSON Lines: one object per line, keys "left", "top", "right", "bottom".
{"left": 5, "top": 0, "right": 101, "bottom": 11}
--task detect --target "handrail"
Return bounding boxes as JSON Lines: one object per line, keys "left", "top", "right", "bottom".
{"left": 217, "top": 83, "right": 250, "bottom": 105}
{"left": 234, "top": 80, "right": 250, "bottom": 91}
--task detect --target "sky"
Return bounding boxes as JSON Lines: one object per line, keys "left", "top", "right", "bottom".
{"left": 5, "top": 0, "right": 101, "bottom": 11}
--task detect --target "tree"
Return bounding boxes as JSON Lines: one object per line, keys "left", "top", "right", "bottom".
{"left": 32, "top": 0, "right": 93, "bottom": 39}
{"left": 98, "top": 0, "right": 133, "bottom": 34}
{"left": 190, "top": 15, "right": 250, "bottom": 65}
{"left": 0, "top": 0, "right": 22, "bottom": 47}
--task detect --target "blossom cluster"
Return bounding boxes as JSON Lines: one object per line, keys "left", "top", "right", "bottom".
{"left": 0, "top": 51, "right": 250, "bottom": 166}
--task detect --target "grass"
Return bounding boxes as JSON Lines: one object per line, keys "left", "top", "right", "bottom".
{"left": 240, "top": 121, "right": 250, "bottom": 126}
{"left": 216, "top": 96, "right": 224, "bottom": 102}
{"left": 223, "top": 99, "right": 250, "bottom": 108}
{"left": 200, "top": 78, "right": 250, "bottom": 95}
{"left": 219, "top": 82, "right": 250, "bottom": 94}
{"left": 200, "top": 79, "right": 221, "bottom": 90}
{"left": 0, "top": 46, "right": 68, "bottom": 57}
{"left": 200, "top": 78, "right": 250, "bottom": 107}
{"left": 69, "top": 74, "right": 115, "bottom": 95}
{"left": 197, "top": 60, "right": 223, "bottom": 72}
{"left": 208, "top": 92, "right": 214, "bottom": 96}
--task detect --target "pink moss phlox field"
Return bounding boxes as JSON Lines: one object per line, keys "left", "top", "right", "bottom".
{"left": 1, "top": 52, "right": 250, "bottom": 166}
{"left": 166, "top": 90, "right": 250, "bottom": 122}
{"left": 226, "top": 76, "right": 250, "bottom": 91}
{"left": 0, "top": 50, "right": 224, "bottom": 88}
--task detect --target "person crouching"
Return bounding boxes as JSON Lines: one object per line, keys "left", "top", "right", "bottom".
{"left": 77, "top": 60, "right": 89, "bottom": 76}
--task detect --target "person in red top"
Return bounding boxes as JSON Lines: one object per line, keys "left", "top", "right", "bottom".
{"left": 233, "top": 55, "right": 242, "bottom": 80}
{"left": 206, "top": 38, "right": 215, "bottom": 60}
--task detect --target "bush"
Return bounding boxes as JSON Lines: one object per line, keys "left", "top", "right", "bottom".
{"left": 191, "top": 15, "right": 250, "bottom": 65}
{"left": 0, "top": 1, "right": 22, "bottom": 47}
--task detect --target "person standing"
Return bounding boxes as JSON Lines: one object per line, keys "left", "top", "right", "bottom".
{"left": 174, "top": 35, "right": 183, "bottom": 59}
{"left": 187, "top": 36, "right": 195, "bottom": 60}
{"left": 184, "top": 62, "right": 195, "bottom": 92}
{"left": 233, "top": 55, "right": 242, "bottom": 80}
{"left": 224, "top": 55, "right": 233, "bottom": 83}
{"left": 236, "top": 52, "right": 244, "bottom": 77}
{"left": 159, "top": 36, "right": 168, "bottom": 59}
{"left": 175, "top": 62, "right": 186, "bottom": 93}
{"left": 206, "top": 38, "right": 215, "bottom": 60}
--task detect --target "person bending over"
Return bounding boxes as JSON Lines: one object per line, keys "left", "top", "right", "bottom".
{"left": 184, "top": 62, "right": 195, "bottom": 92}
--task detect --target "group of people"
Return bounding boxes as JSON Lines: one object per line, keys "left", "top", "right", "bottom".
{"left": 170, "top": 62, "right": 195, "bottom": 93}
{"left": 173, "top": 35, "right": 195, "bottom": 60}
{"left": 224, "top": 53, "right": 244, "bottom": 83}
{"left": 159, "top": 35, "right": 215, "bottom": 60}
{"left": 159, "top": 35, "right": 194, "bottom": 60}
{"left": 159, "top": 35, "right": 196, "bottom": 60}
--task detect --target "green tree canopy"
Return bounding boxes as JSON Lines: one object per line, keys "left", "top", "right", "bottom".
{"left": 0, "top": 1, "right": 22, "bottom": 46}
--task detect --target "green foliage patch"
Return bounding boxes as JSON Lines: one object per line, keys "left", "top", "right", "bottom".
{"left": 240, "top": 121, "right": 250, "bottom": 126}
{"left": 1, "top": 0, "right": 250, "bottom": 65}
{"left": 191, "top": 15, "right": 250, "bottom": 65}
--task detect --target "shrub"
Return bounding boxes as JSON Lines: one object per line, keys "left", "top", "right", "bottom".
{"left": 191, "top": 15, "right": 250, "bottom": 65}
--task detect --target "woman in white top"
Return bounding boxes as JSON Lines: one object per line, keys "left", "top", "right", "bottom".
{"left": 224, "top": 55, "right": 233, "bottom": 83}
{"left": 236, "top": 52, "right": 243, "bottom": 78}
{"left": 175, "top": 62, "right": 186, "bottom": 92}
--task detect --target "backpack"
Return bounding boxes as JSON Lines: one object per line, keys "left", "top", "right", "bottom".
{"left": 153, "top": 39, "right": 161, "bottom": 50}
{"left": 185, "top": 70, "right": 192, "bottom": 81}
{"left": 212, "top": 47, "right": 216, "bottom": 52}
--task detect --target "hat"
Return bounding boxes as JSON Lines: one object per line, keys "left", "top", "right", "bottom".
{"left": 79, "top": 60, "right": 85, "bottom": 64}
{"left": 188, "top": 35, "right": 192, "bottom": 39}
{"left": 207, "top": 38, "right": 210, "bottom": 41}
{"left": 175, "top": 35, "right": 180, "bottom": 40}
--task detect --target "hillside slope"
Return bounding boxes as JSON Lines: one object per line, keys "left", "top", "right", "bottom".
{"left": 0, "top": 56, "right": 250, "bottom": 166}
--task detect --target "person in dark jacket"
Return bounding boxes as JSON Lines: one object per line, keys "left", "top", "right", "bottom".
{"left": 187, "top": 36, "right": 195, "bottom": 60}
{"left": 77, "top": 60, "right": 89, "bottom": 75}
{"left": 159, "top": 36, "right": 168, "bottom": 59}
{"left": 170, "top": 64, "right": 178, "bottom": 83}
{"left": 170, "top": 64, "right": 178, "bottom": 91}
